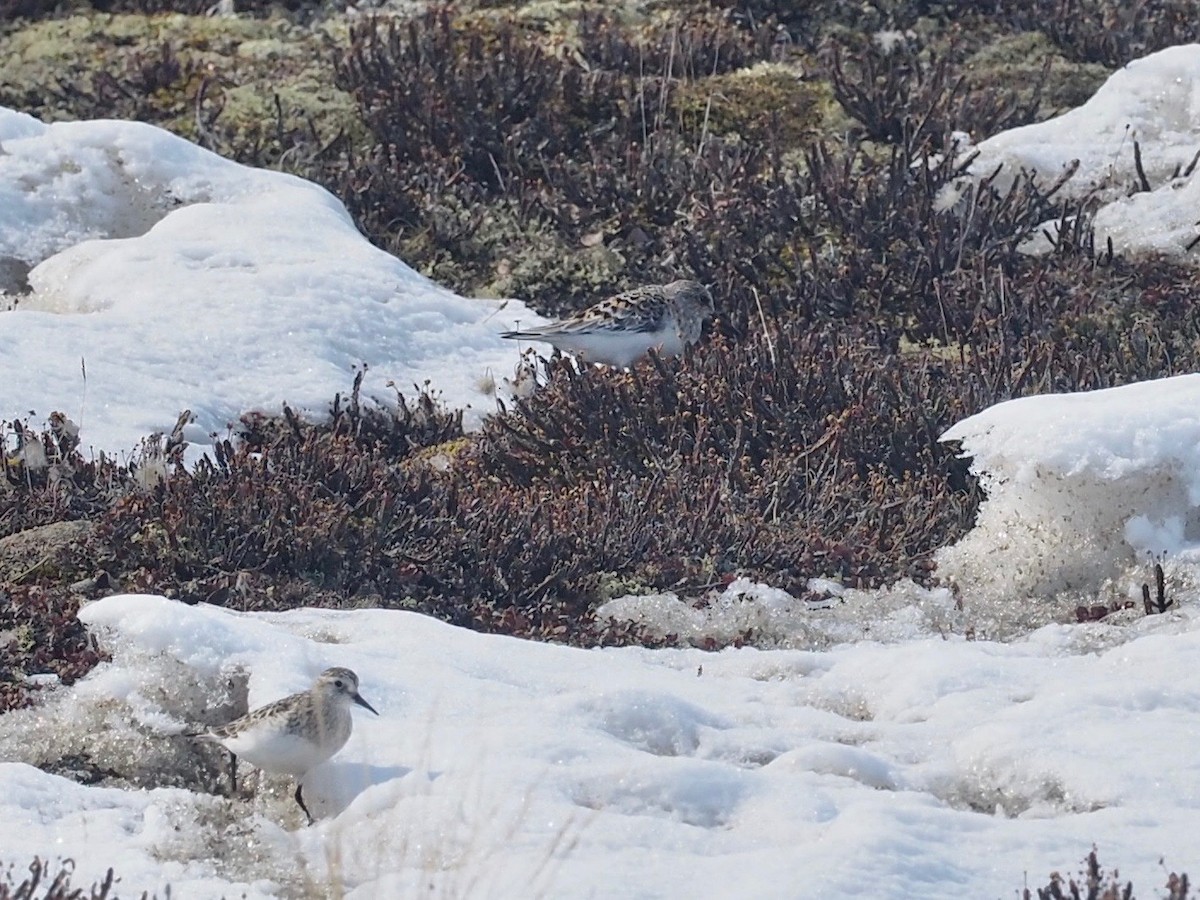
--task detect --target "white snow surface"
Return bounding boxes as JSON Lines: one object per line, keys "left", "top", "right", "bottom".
{"left": 964, "top": 43, "right": 1200, "bottom": 259}
{"left": 0, "top": 108, "right": 543, "bottom": 460}
{"left": 936, "top": 374, "right": 1200, "bottom": 606}
{"left": 3, "top": 593, "right": 1199, "bottom": 899}
{"left": 6, "top": 47, "right": 1200, "bottom": 900}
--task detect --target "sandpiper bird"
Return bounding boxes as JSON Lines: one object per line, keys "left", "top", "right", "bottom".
{"left": 500, "top": 280, "right": 715, "bottom": 368}
{"left": 189, "top": 667, "right": 378, "bottom": 824}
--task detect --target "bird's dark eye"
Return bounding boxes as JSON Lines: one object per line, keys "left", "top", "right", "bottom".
{"left": 335, "top": 680, "right": 344, "bottom": 688}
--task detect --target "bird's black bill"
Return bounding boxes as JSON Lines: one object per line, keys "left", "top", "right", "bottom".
{"left": 353, "top": 692, "right": 379, "bottom": 715}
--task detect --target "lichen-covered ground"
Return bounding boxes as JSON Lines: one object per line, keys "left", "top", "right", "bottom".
{"left": 3, "top": 0, "right": 1200, "bottom": 709}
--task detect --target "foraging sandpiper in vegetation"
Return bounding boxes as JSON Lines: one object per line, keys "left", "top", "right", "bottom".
{"left": 500, "top": 280, "right": 716, "bottom": 367}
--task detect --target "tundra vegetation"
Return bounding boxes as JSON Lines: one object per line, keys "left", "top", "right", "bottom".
{"left": 1, "top": 1, "right": 1199, "bottom": 891}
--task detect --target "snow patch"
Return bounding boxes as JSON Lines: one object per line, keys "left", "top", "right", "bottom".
{"left": 5, "top": 596, "right": 1200, "bottom": 896}
{"left": 938, "top": 374, "right": 1200, "bottom": 603}
{"left": 577, "top": 689, "right": 726, "bottom": 757}
{"left": 596, "top": 577, "right": 962, "bottom": 647}
{"left": 964, "top": 43, "right": 1200, "bottom": 260}
{"left": 0, "top": 108, "right": 544, "bottom": 458}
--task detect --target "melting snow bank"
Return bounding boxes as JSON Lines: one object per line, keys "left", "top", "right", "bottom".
{"left": 0, "top": 107, "right": 541, "bottom": 459}
{"left": 602, "top": 374, "right": 1200, "bottom": 644}
{"left": 938, "top": 373, "right": 1200, "bottom": 606}
{"left": 2, "top": 594, "right": 1200, "bottom": 898}
{"left": 962, "top": 43, "right": 1200, "bottom": 259}
{"left": 598, "top": 576, "right": 965, "bottom": 647}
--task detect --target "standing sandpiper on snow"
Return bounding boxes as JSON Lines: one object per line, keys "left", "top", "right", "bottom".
{"left": 500, "top": 280, "right": 716, "bottom": 368}
{"left": 188, "top": 667, "right": 378, "bottom": 824}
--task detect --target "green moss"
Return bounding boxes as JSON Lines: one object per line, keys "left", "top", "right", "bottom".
{"left": 964, "top": 32, "right": 1110, "bottom": 117}
{"left": 593, "top": 572, "right": 656, "bottom": 603}
{"left": 218, "top": 76, "right": 364, "bottom": 148}
{"left": 672, "top": 62, "right": 827, "bottom": 148}
{"left": 1, "top": 14, "right": 262, "bottom": 112}
{"left": 398, "top": 196, "right": 626, "bottom": 308}
{"left": 403, "top": 437, "right": 477, "bottom": 474}
{"left": 0, "top": 12, "right": 364, "bottom": 160}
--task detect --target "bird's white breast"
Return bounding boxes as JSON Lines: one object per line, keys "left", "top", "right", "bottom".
{"left": 220, "top": 712, "right": 352, "bottom": 776}
{"left": 549, "top": 327, "right": 683, "bottom": 368}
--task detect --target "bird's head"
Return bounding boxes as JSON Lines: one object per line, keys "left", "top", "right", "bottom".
{"left": 666, "top": 280, "right": 716, "bottom": 320}
{"left": 317, "top": 667, "right": 379, "bottom": 715}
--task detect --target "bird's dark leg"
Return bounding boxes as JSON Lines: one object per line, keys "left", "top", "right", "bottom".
{"left": 295, "top": 783, "right": 314, "bottom": 826}
{"left": 228, "top": 751, "right": 238, "bottom": 797}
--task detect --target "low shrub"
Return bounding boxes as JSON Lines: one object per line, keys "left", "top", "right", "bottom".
{"left": 0, "top": 857, "right": 120, "bottom": 900}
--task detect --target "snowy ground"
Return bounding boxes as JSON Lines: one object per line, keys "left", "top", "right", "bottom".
{"left": 4, "top": 586, "right": 1200, "bottom": 899}
{"left": 2, "top": 43, "right": 1200, "bottom": 900}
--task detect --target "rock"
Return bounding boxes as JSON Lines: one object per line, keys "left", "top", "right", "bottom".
{"left": 0, "top": 520, "right": 94, "bottom": 584}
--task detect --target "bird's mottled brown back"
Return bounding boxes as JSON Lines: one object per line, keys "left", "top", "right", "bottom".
{"left": 561, "top": 285, "right": 671, "bottom": 334}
